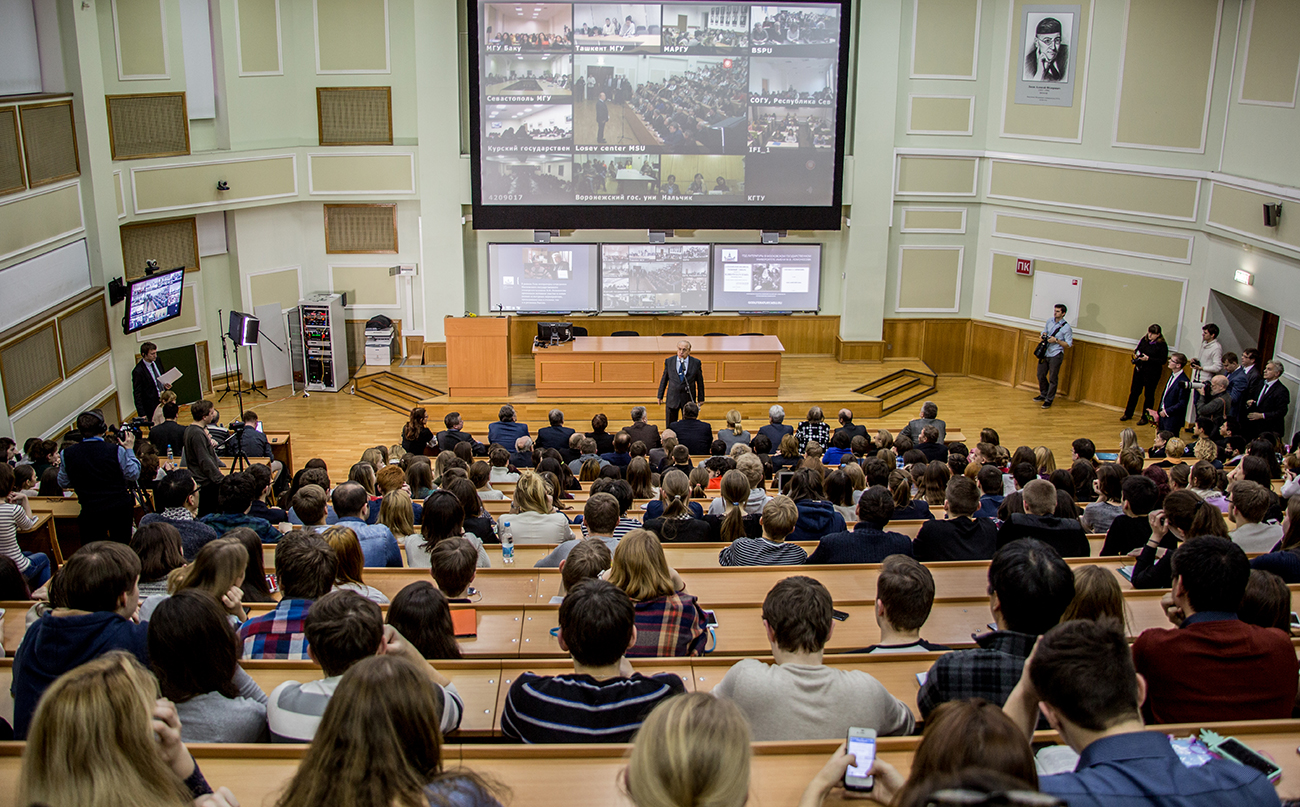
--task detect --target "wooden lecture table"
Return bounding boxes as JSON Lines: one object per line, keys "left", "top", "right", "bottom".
{"left": 533, "top": 335, "right": 784, "bottom": 398}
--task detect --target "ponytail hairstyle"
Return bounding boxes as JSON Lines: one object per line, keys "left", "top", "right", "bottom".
{"left": 1162, "top": 489, "right": 1229, "bottom": 539}
{"left": 659, "top": 470, "right": 691, "bottom": 519}
{"left": 688, "top": 465, "right": 710, "bottom": 499}
{"left": 888, "top": 468, "right": 914, "bottom": 508}
{"left": 718, "top": 470, "right": 751, "bottom": 544}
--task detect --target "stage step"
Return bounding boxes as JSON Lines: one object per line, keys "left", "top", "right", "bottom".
{"left": 355, "top": 371, "right": 444, "bottom": 415}
{"left": 855, "top": 369, "right": 936, "bottom": 418}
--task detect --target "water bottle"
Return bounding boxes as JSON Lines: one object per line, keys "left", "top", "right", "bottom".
{"left": 166, "top": 446, "right": 174, "bottom": 464}
{"left": 500, "top": 517, "right": 514, "bottom": 564}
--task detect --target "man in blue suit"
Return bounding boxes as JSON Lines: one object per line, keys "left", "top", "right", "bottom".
{"left": 1156, "top": 353, "right": 1190, "bottom": 433}
{"left": 488, "top": 404, "right": 530, "bottom": 448}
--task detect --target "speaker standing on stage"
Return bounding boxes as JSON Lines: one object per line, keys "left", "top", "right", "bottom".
{"left": 596, "top": 92, "right": 609, "bottom": 144}
{"left": 658, "top": 340, "right": 705, "bottom": 425}
{"left": 131, "top": 341, "right": 170, "bottom": 420}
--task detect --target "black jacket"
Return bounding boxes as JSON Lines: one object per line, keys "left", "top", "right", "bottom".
{"left": 913, "top": 516, "right": 998, "bottom": 561}
{"left": 132, "top": 359, "right": 165, "bottom": 419}
{"left": 658, "top": 356, "right": 705, "bottom": 409}
{"left": 670, "top": 418, "right": 714, "bottom": 455}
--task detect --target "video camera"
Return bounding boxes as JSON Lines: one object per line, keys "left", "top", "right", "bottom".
{"left": 110, "top": 416, "right": 152, "bottom": 438}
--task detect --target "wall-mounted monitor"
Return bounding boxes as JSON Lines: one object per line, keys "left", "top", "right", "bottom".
{"left": 467, "top": 0, "right": 851, "bottom": 231}
{"left": 124, "top": 268, "right": 185, "bottom": 334}
{"left": 710, "top": 243, "right": 820, "bottom": 311}
{"left": 600, "top": 243, "right": 710, "bottom": 311}
{"left": 487, "top": 243, "right": 601, "bottom": 313}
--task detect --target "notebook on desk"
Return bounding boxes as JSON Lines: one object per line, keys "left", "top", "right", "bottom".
{"left": 452, "top": 609, "right": 478, "bottom": 638}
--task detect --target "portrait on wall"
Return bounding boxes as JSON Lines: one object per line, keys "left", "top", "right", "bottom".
{"left": 1014, "top": 4, "right": 1080, "bottom": 107}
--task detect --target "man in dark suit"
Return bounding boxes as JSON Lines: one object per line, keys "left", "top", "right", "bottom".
{"left": 997, "top": 480, "right": 1089, "bottom": 558}
{"left": 657, "top": 340, "right": 705, "bottom": 425}
{"left": 225, "top": 410, "right": 273, "bottom": 459}
{"left": 832, "top": 408, "right": 867, "bottom": 444}
{"left": 488, "top": 404, "right": 530, "bottom": 448}
{"left": 596, "top": 92, "right": 609, "bottom": 144}
{"left": 1244, "top": 361, "right": 1290, "bottom": 439}
{"left": 669, "top": 402, "right": 713, "bottom": 456}
{"left": 148, "top": 402, "right": 186, "bottom": 458}
{"left": 899, "top": 401, "right": 945, "bottom": 444}
{"left": 758, "top": 405, "right": 794, "bottom": 449}
{"left": 131, "top": 341, "right": 169, "bottom": 419}
{"left": 437, "top": 411, "right": 483, "bottom": 454}
{"left": 622, "top": 406, "right": 661, "bottom": 449}
{"left": 913, "top": 476, "right": 998, "bottom": 562}
{"left": 536, "top": 409, "right": 576, "bottom": 452}
{"left": 1156, "top": 353, "right": 1191, "bottom": 433}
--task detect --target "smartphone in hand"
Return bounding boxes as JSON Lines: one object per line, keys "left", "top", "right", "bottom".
{"left": 844, "top": 727, "right": 876, "bottom": 792}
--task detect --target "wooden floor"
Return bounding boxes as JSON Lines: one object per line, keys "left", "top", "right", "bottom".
{"left": 246, "top": 356, "right": 1147, "bottom": 474}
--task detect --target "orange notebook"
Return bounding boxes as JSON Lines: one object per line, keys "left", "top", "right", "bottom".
{"left": 451, "top": 609, "right": 478, "bottom": 638}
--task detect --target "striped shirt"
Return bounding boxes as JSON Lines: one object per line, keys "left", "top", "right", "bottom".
{"left": 501, "top": 672, "right": 686, "bottom": 743}
{"left": 0, "top": 502, "right": 37, "bottom": 572}
{"left": 267, "top": 674, "right": 461, "bottom": 742}
{"left": 582, "top": 516, "right": 641, "bottom": 540}
{"left": 718, "top": 537, "right": 808, "bottom": 566}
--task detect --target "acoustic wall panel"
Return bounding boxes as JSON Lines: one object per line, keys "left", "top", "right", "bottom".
{"left": 120, "top": 217, "right": 199, "bottom": 280}
{"left": 0, "top": 107, "right": 24, "bottom": 196}
{"left": 107, "top": 93, "right": 190, "bottom": 160}
{"left": 1114, "top": 0, "right": 1222, "bottom": 151}
{"left": 0, "top": 322, "right": 62, "bottom": 411}
{"left": 9, "top": 358, "right": 112, "bottom": 438}
{"left": 19, "top": 101, "right": 79, "bottom": 186}
{"left": 317, "top": 87, "right": 393, "bottom": 145}
{"left": 323, "top": 204, "right": 397, "bottom": 253}
{"left": 56, "top": 296, "right": 111, "bottom": 374}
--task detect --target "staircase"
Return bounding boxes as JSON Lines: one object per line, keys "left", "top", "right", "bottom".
{"left": 854, "top": 368, "right": 936, "bottom": 418}
{"left": 354, "top": 371, "right": 444, "bottom": 415}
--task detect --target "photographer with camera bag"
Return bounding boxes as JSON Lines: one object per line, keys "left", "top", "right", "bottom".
{"left": 1034, "top": 304, "right": 1073, "bottom": 410}
{"left": 57, "top": 410, "right": 141, "bottom": 543}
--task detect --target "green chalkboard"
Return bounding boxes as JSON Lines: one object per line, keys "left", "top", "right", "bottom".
{"left": 156, "top": 344, "right": 202, "bottom": 406}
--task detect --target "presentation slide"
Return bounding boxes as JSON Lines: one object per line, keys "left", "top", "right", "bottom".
{"left": 601, "top": 243, "right": 710, "bottom": 311}
{"left": 125, "top": 269, "right": 185, "bottom": 333}
{"left": 474, "top": 0, "right": 844, "bottom": 208}
{"left": 710, "top": 243, "right": 821, "bottom": 311}
{"left": 488, "top": 243, "right": 600, "bottom": 312}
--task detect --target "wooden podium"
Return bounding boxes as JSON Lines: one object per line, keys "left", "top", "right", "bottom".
{"left": 445, "top": 316, "right": 511, "bottom": 397}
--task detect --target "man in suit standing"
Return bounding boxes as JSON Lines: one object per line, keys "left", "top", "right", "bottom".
{"left": 132, "top": 342, "right": 169, "bottom": 419}
{"left": 1244, "top": 361, "right": 1290, "bottom": 440}
{"left": 596, "top": 92, "right": 609, "bottom": 144}
{"left": 1156, "top": 353, "right": 1191, "bottom": 433}
{"left": 657, "top": 340, "right": 705, "bottom": 426}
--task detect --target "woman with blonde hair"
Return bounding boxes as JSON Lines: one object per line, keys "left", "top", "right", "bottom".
{"left": 348, "top": 462, "right": 377, "bottom": 497}
{"left": 360, "top": 447, "right": 386, "bottom": 474}
{"left": 321, "top": 525, "right": 389, "bottom": 604}
{"left": 19, "top": 651, "right": 240, "bottom": 807}
{"left": 1119, "top": 427, "right": 1141, "bottom": 455}
{"left": 888, "top": 468, "right": 932, "bottom": 521}
{"left": 275, "top": 655, "right": 503, "bottom": 807}
{"left": 841, "top": 461, "right": 866, "bottom": 502}
{"left": 719, "top": 409, "right": 750, "bottom": 451}
{"left": 1034, "top": 445, "right": 1056, "bottom": 475}
{"left": 687, "top": 465, "right": 711, "bottom": 499}
{"left": 139, "top": 536, "right": 250, "bottom": 624}
{"left": 505, "top": 470, "right": 571, "bottom": 543}
{"left": 625, "top": 693, "right": 751, "bottom": 807}
{"left": 609, "top": 529, "right": 709, "bottom": 656}
{"left": 152, "top": 389, "right": 178, "bottom": 425}
{"left": 380, "top": 488, "right": 418, "bottom": 545}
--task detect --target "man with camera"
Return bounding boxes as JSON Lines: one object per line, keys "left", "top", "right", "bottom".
{"left": 183, "top": 400, "right": 225, "bottom": 516}
{"left": 223, "top": 410, "right": 273, "bottom": 459}
{"left": 57, "top": 410, "right": 141, "bottom": 544}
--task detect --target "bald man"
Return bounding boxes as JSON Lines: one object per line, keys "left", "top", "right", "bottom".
{"left": 1195, "top": 374, "right": 1231, "bottom": 435}
{"left": 657, "top": 340, "right": 705, "bottom": 426}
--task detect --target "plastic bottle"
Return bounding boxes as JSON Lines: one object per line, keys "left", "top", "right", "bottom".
{"left": 166, "top": 446, "right": 174, "bottom": 464}
{"left": 500, "top": 517, "right": 514, "bottom": 564}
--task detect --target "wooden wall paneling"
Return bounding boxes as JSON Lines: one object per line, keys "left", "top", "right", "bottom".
{"left": 883, "top": 320, "right": 926, "bottom": 358}
{"left": 921, "top": 319, "right": 970, "bottom": 374}
{"left": 835, "top": 338, "right": 886, "bottom": 361}
{"left": 746, "top": 316, "right": 837, "bottom": 354}
{"left": 403, "top": 335, "right": 424, "bottom": 362}
{"left": 1016, "top": 331, "right": 1047, "bottom": 391}
{"left": 1068, "top": 342, "right": 1135, "bottom": 410}
{"left": 505, "top": 315, "right": 839, "bottom": 358}
{"left": 967, "top": 321, "right": 1019, "bottom": 384}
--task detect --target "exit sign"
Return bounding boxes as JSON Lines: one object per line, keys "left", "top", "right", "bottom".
{"left": 1015, "top": 258, "right": 1034, "bottom": 276}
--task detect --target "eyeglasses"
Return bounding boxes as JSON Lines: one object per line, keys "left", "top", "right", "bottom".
{"left": 1035, "top": 35, "right": 1062, "bottom": 46}
{"left": 927, "top": 790, "right": 1066, "bottom": 807}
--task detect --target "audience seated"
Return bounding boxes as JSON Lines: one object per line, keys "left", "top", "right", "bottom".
{"left": 1131, "top": 489, "right": 1229, "bottom": 589}
{"left": 536, "top": 493, "right": 621, "bottom": 567}
{"left": 715, "top": 576, "right": 914, "bottom": 739}
{"left": 918, "top": 539, "right": 1075, "bottom": 717}
{"left": 1132, "top": 536, "right": 1298, "bottom": 724}
{"left": 997, "top": 479, "right": 1090, "bottom": 558}
{"left": 1002, "top": 618, "right": 1281, "bottom": 806}
{"left": 609, "top": 529, "right": 710, "bottom": 656}
{"left": 504, "top": 471, "right": 572, "bottom": 543}
{"left": 807, "top": 486, "right": 911, "bottom": 564}
{"left": 1099, "top": 474, "right": 1159, "bottom": 556}
{"left": 644, "top": 470, "right": 712, "bottom": 542}
{"left": 487, "top": 404, "right": 529, "bottom": 447}
{"left": 786, "top": 468, "right": 847, "bottom": 542}
{"left": 275, "top": 655, "right": 497, "bottom": 807}
{"left": 1227, "top": 479, "right": 1283, "bottom": 552}
{"left": 331, "top": 482, "right": 402, "bottom": 566}
{"left": 18, "top": 652, "right": 239, "bottom": 807}
{"left": 266, "top": 590, "right": 461, "bottom": 741}
{"left": 670, "top": 402, "right": 714, "bottom": 455}
{"left": 137, "top": 469, "right": 221, "bottom": 560}
{"left": 859, "top": 555, "right": 950, "bottom": 653}
{"left": 501, "top": 579, "right": 686, "bottom": 742}
{"left": 386, "top": 581, "right": 463, "bottom": 659}
{"left": 238, "top": 530, "right": 337, "bottom": 659}
{"left": 198, "top": 472, "right": 278, "bottom": 545}
{"left": 718, "top": 494, "right": 806, "bottom": 565}
{"left": 913, "top": 476, "right": 999, "bottom": 561}
{"left": 12, "top": 541, "right": 150, "bottom": 738}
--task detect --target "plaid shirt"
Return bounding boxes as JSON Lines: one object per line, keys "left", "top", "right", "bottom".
{"left": 239, "top": 598, "right": 313, "bottom": 659}
{"left": 628, "top": 592, "right": 708, "bottom": 657}
{"left": 917, "top": 630, "right": 1036, "bottom": 718}
{"left": 795, "top": 421, "right": 831, "bottom": 453}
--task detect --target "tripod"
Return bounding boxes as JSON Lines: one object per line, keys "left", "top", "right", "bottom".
{"left": 216, "top": 309, "right": 237, "bottom": 402}
{"left": 244, "top": 345, "right": 268, "bottom": 398}
{"left": 221, "top": 342, "right": 251, "bottom": 472}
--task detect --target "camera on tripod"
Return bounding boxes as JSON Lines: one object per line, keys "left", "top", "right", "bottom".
{"left": 227, "top": 420, "right": 246, "bottom": 433}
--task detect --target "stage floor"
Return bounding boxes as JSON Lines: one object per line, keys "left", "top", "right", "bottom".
{"left": 244, "top": 356, "right": 1143, "bottom": 475}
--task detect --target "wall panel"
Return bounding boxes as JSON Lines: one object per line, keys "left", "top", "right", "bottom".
{"left": 1206, "top": 182, "right": 1300, "bottom": 252}
{"left": 0, "top": 183, "right": 84, "bottom": 261}
{"left": 249, "top": 267, "right": 302, "bottom": 310}
{"left": 315, "top": 0, "right": 389, "bottom": 73}
{"left": 113, "top": 0, "right": 169, "bottom": 79}
{"left": 911, "top": 0, "right": 980, "bottom": 79}
{"left": 236, "top": 0, "right": 283, "bottom": 75}
{"left": 329, "top": 265, "right": 399, "bottom": 307}
{"left": 883, "top": 320, "right": 926, "bottom": 359}
{"left": 1239, "top": 0, "right": 1300, "bottom": 106}
{"left": 897, "top": 247, "right": 962, "bottom": 312}
{"left": 999, "top": 0, "right": 1093, "bottom": 142}
{"left": 986, "top": 161, "right": 1200, "bottom": 220}
{"left": 907, "top": 96, "right": 975, "bottom": 135}
{"left": 309, "top": 153, "right": 414, "bottom": 194}
{"left": 895, "top": 156, "right": 978, "bottom": 196}
{"left": 921, "top": 319, "right": 970, "bottom": 374}
{"left": 132, "top": 155, "right": 297, "bottom": 214}
{"left": 967, "top": 321, "right": 1018, "bottom": 384}
{"left": 1114, "top": 0, "right": 1222, "bottom": 151}
{"left": 992, "top": 213, "right": 1194, "bottom": 262}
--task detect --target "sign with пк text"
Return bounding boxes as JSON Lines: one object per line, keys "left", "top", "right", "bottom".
{"left": 1015, "top": 258, "right": 1034, "bottom": 276}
